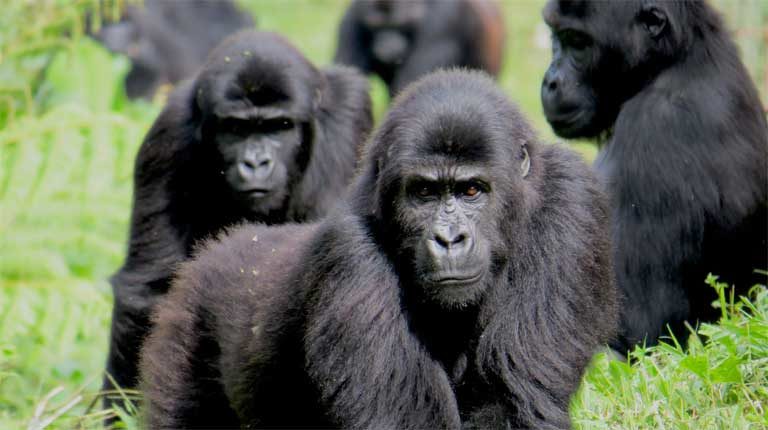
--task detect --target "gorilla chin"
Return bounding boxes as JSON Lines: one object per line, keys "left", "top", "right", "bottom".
{"left": 235, "top": 187, "right": 287, "bottom": 215}
{"left": 422, "top": 269, "right": 489, "bottom": 309}
{"left": 542, "top": 103, "right": 600, "bottom": 139}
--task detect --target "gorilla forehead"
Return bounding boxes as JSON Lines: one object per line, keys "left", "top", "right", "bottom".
{"left": 377, "top": 70, "right": 532, "bottom": 167}
{"left": 544, "top": 0, "right": 650, "bottom": 30}
{"left": 196, "top": 31, "right": 321, "bottom": 117}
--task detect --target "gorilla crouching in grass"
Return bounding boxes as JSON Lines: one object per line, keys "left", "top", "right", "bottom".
{"left": 541, "top": 0, "right": 768, "bottom": 352}
{"left": 103, "top": 31, "right": 372, "bottom": 409}
{"left": 140, "top": 70, "right": 618, "bottom": 429}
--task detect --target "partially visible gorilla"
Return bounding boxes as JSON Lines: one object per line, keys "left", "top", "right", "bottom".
{"left": 104, "top": 30, "right": 372, "bottom": 407}
{"left": 541, "top": 0, "right": 768, "bottom": 351}
{"left": 140, "top": 70, "right": 618, "bottom": 429}
{"left": 334, "top": 0, "right": 505, "bottom": 97}
{"left": 92, "top": 0, "right": 254, "bottom": 99}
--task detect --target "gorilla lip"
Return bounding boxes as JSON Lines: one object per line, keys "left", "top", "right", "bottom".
{"left": 241, "top": 188, "right": 271, "bottom": 198}
{"left": 547, "top": 111, "right": 590, "bottom": 137}
{"left": 429, "top": 271, "right": 484, "bottom": 287}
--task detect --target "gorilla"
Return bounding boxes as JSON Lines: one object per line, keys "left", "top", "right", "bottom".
{"left": 92, "top": 0, "right": 254, "bottom": 99}
{"left": 540, "top": 0, "right": 768, "bottom": 351}
{"left": 103, "top": 30, "right": 372, "bottom": 409}
{"left": 140, "top": 70, "right": 618, "bottom": 429}
{"left": 334, "top": 0, "right": 505, "bottom": 97}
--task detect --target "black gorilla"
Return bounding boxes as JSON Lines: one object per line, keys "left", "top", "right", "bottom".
{"left": 92, "top": 0, "right": 254, "bottom": 99}
{"left": 104, "top": 31, "right": 372, "bottom": 407}
{"left": 334, "top": 0, "right": 505, "bottom": 97}
{"left": 140, "top": 70, "right": 618, "bottom": 429}
{"left": 540, "top": 0, "right": 768, "bottom": 351}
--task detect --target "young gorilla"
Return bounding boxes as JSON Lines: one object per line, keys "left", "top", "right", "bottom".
{"left": 541, "top": 0, "right": 768, "bottom": 351}
{"left": 140, "top": 70, "right": 617, "bottom": 429}
{"left": 104, "top": 31, "right": 372, "bottom": 405}
{"left": 334, "top": 0, "right": 505, "bottom": 97}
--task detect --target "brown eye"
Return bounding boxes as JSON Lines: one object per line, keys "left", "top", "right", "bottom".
{"left": 411, "top": 181, "right": 437, "bottom": 200}
{"left": 464, "top": 185, "right": 479, "bottom": 197}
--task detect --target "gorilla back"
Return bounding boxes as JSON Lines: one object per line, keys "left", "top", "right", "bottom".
{"left": 104, "top": 30, "right": 372, "bottom": 405}
{"left": 141, "top": 70, "right": 618, "bottom": 429}
{"left": 541, "top": 0, "right": 768, "bottom": 350}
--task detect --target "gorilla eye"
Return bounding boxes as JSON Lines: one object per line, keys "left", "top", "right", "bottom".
{"left": 260, "top": 118, "right": 295, "bottom": 133}
{"left": 409, "top": 181, "right": 439, "bottom": 200}
{"left": 560, "top": 30, "right": 592, "bottom": 51}
{"left": 220, "top": 118, "right": 250, "bottom": 136}
{"left": 417, "top": 185, "right": 433, "bottom": 197}
{"left": 458, "top": 182, "right": 485, "bottom": 200}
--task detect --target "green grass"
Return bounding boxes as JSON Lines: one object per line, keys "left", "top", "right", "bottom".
{"left": 573, "top": 277, "right": 768, "bottom": 430}
{"left": 0, "top": 1, "right": 766, "bottom": 429}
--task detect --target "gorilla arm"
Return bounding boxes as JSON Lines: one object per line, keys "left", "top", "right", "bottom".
{"left": 106, "top": 82, "right": 197, "bottom": 391}
{"left": 475, "top": 146, "right": 616, "bottom": 430}
{"left": 303, "top": 214, "right": 462, "bottom": 429}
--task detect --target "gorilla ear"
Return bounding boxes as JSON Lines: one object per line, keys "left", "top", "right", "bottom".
{"left": 638, "top": 5, "right": 668, "bottom": 39}
{"left": 520, "top": 145, "right": 530, "bottom": 178}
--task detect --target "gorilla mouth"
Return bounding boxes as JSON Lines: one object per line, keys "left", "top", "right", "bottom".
{"left": 546, "top": 109, "right": 595, "bottom": 138}
{"left": 241, "top": 188, "right": 271, "bottom": 198}
{"left": 547, "top": 109, "right": 584, "bottom": 128}
{"left": 429, "top": 271, "right": 484, "bottom": 287}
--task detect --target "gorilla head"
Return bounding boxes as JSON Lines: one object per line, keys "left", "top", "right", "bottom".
{"left": 540, "top": 0, "right": 687, "bottom": 138}
{"left": 193, "top": 32, "right": 325, "bottom": 216}
{"left": 359, "top": 0, "right": 426, "bottom": 65}
{"left": 360, "top": 70, "right": 534, "bottom": 308}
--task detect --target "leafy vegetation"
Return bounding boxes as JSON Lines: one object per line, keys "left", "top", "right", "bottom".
{"left": 0, "top": 1, "right": 765, "bottom": 429}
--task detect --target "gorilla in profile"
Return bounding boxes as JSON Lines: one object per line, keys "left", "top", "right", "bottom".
{"left": 104, "top": 31, "right": 372, "bottom": 407}
{"left": 141, "top": 70, "right": 618, "bottom": 429}
{"left": 541, "top": 0, "right": 768, "bottom": 351}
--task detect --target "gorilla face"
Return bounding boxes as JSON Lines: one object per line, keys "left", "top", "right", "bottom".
{"left": 540, "top": 0, "right": 673, "bottom": 138}
{"left": 361, "top": 0, "right": 426, "bottom": 66}
{"left": 194, "top": 32, "right": 327, "bottom": 218}
{"left": 400, "top": 165, "right": 494, "bottom": 306}
{"left": 213, "top": 116, "right": 302, "bottom": 215}
{"left": 371, "top": 73, "right": 533, "bottom": 309}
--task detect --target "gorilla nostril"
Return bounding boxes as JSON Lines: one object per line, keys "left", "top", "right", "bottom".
{"left": 434, "top": 234, "right": 449, "bottom": 249}
{"left": 547, "top": 79, "right": 558, "bottom": 91}
{"left": 434, "top": 231, "right": 467, "bottom": 250}
{"left": 259, "top": 159, "right": 272, "bottom": 168}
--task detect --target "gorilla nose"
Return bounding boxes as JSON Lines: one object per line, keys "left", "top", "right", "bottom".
{"left": 541, "top": 66, "right": 561, "bottom": 100}
{"left": 432, "top": 224, "right": 471, "bottom": 256}
{"left": 239, "top": 151, "right": 275, "bottom": 181}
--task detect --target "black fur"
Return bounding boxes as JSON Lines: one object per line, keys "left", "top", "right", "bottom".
{"left": 541, "top": 0, "right": 768, "bottom": 351}
{"left": 334, "top": 0, "right": 505, "bottom": 97}
{"left": 140, "top": 70, "right": 618, "bottom": 429}
{"left": 104, "top": 31, "right": 372, "bottom": 407}
{"left": 92, "top": 0, "right": 254, "bottom": 99}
